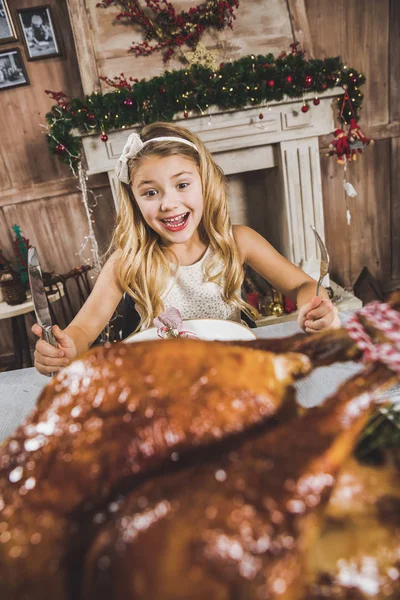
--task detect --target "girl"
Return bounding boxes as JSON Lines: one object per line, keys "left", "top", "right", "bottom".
{"left": 33, "top": 122, "right": 339, "bottom": 374}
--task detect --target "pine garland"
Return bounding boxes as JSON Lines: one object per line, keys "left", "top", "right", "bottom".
{"left": 96, "top": 0, "right": 239, "bottom": 62}
{"left": 45, "top": 50, "right": 365, "bottom": 166}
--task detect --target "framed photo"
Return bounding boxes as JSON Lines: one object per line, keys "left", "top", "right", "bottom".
{"left": 17, "top": 5, "right": 60, "bottom": 61}
{"left": 0, "top": 48, "right": 29, "bottom": 90}
{"left": 0, "top": 0, "right": 17, "bottom": 43}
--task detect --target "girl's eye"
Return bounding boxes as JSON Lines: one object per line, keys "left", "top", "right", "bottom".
{"left": 143, "top": 189, "right": 158, "bottom": 198}
{"left": 177, "top": 182, "right": 189, "bottom": 189}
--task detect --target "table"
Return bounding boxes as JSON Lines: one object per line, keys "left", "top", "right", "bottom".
{"left": 0, "top": 315, "right": 399, "bottom": 444}
{"left": 0, "top": 297, "right": 36, "bottom": 369}
{"left": 0, "top": 290, "right": 63, "bottom": 370}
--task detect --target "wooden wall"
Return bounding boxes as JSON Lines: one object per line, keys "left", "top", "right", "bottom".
{"left": 306, "top": 0, "right": 400, "bottom": 290}
{"left": 0, "top": 0, "right": 115, "bottom": 363}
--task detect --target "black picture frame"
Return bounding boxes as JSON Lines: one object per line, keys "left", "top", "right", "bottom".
{"left": 17, "top": 5, "right": 61, "bottom": 61}
{"left": 0, "top": 0, "right": 17, "bottom": 43}
{"left": 0, "top": 47, "right": 29, "bottom": 90}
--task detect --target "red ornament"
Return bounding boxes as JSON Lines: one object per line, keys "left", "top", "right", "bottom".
{"left": 101, "top": 133, "right": 108, "bottom": 142}
{"left": 301, "top": 104, "right": 309, "bottom": 113}
{"left": 259, "top": 113, "right": 264, "bottom": 120}
{"left": 55, "top": 144, "right": 66, "bottom": 154}
{"left": 286, "top": 75, "right": 293, "bottom": 83}
{"left": 123, "top": 98, "right": 134, "bottom": 106}
{"left": 347, "top": 117, "right": 374, "bottom": 155}
{"left": 305, "top": 75, "right": 313, "bottom": 87}
{"left": 88, "top": 113, "right": 95, "bottom": 120}
{"left": 321, "top": 83, "right": 327, "bottom": 90}
{"left": 184, "top": 111, "right": 189, "bottom": 118}
{"left": 313, "top": 98, "right": 320, "bottom": 106}
{"left": 328, "top": 129, "right": 352, "bottom": 164}
{"left": 268, "top": 79, "right": 275, "bottom": 87}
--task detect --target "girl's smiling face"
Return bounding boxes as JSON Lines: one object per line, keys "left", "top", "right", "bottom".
{"left": 131, "top": 154, "right": 204, "bottom": 245}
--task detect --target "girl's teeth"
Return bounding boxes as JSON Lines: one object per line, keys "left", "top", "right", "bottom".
{"left": 162, "top": 213, "right": 188, "bottom": 227}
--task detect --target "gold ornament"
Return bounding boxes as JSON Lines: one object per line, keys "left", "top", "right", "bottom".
{"left": 183, "top": 43, "right": 219, "bottom": 71}
{"left": 271, "top": 303, "right": 284, "bottom": 317}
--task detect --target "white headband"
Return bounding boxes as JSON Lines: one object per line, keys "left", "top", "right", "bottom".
{"left": 115, "top": 132, "right": 198, "bottom": 185}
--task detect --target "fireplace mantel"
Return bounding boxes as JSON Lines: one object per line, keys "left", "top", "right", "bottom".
{"left": 80, "top": 88, "right": 342, "bottom": 281}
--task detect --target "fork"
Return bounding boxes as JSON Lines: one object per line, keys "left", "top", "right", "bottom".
{"left": 310, "top": 225, "right": 330, "bottom": 296}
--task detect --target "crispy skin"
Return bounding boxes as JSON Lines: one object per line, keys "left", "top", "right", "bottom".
{"left": 305, "top": 454, "right": 400, "bottom": 599}
{"left": 232, "top": 292, "right": 400, "bottom": 368}
{"left": 1, "top": 293, "right": 400, "bottom": 599}
{"left": 83, "top": 365, "right": 398, "bottom": 600}
{"left": 0, "top": 341, "right": 309, "bottom": 599}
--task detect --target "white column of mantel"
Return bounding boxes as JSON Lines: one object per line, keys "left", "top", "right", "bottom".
{"left": 279, "top": 137, "right": 328, "bottom": 283}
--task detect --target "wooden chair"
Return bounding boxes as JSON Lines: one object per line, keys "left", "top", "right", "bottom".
{"left": 44, "top": 265, "right": 94, "bottom": 329}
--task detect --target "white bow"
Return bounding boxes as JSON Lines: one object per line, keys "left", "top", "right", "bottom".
{"left": 115, "top": 132, "right": 144, "bottom": 185}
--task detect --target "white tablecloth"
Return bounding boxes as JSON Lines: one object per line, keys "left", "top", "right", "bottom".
{"left": 0, "top": 314, "right": 398, "bottom": 443}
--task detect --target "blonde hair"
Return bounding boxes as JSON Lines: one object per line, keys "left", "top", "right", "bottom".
{"left": 111, "top": 121, "right": 253, "bottom": 330}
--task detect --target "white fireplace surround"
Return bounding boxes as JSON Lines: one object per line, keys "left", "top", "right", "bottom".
{"left": 80, "top": 88, "right": 342, "bottom": 282}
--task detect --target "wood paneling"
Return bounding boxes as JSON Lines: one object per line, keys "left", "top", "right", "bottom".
{"left": 67, "top": 0, "right": 101, "bottom": 94}
{"left": 321, "top": 140, "right": 391, "bottom": 289}
{"left": 390, "top": 0, "right": 400, "bottom": 122}
{"left": 287, "top": 0, "right": 315, "bottom": 58}
{"left": 391, "top": 137, "right": 400, "bottom": 280}
{"left": 84, "top": 0, "right": 294, "bottom": 86}
{"left": 305, "top": 0, "right": 390, "bottom": 126}
{"left": 0, "top": 0, "right": 83, "bottom": 191}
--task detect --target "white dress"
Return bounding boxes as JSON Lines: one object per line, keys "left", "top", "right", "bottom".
{"left": 162, "top": 247, "right": 241, "bottom": 322}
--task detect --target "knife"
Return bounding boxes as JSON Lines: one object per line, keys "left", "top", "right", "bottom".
{"left": 27, "top": 246, "right": 57, "bottom": 348}
{"left": 310, "top": 225, "right": 330, "bottom": 296}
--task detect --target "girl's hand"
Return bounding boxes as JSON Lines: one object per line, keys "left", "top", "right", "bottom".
{"left": 297, "top": 296, "right": 340, "bottom": 333}
{"left": 31, "top": 324, "right": 77, "bottom": 375}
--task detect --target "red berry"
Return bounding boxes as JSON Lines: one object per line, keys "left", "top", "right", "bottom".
{"left": 286, "top": 75, "right": 293, "bottom": 83}
{"left": 268, "top": 79, "right": 275, "bottom": 87}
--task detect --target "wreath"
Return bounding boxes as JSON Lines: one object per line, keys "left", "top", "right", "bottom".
{"left": 96, "top": 0, "right": 240, "bottom": 62}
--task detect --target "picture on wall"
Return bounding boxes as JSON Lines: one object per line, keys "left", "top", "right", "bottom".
{"left": 0, "top": 48, "right": 29, "bottom": 90}
{"left": 17, "top": 5, "right": 60, "bottom": 60}
{"left": 0, "top": 0, "right": 17, "bottom": 43}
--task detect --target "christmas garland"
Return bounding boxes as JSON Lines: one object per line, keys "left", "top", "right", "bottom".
{"left": 45, "top": 48, "right": 365, "bottom": 166}
{"left": 96, "top": 0, "right": 239, "bottom": 62}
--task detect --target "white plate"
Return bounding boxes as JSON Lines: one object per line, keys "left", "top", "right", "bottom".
{"left": 124, "top": 318, "right": 256, "bottom": 343}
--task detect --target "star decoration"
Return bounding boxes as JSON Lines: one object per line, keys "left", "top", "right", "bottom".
{"left": 183, "top": 43, "right": 219, "bottom": 71}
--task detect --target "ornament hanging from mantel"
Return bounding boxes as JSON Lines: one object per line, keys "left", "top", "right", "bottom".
{"left": 326, "top": 71, "right": 374, "bottom": 215}
{"left": 96, "top": 0, "right": 240, "bottom": 62}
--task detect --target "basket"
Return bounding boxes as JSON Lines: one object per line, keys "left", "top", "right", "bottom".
{"left": 0, "top": 271, "right": 27, "bottom": 305}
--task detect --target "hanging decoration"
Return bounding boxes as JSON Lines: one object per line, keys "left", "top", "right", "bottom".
{"left": 326, "top": 82, "right": 373, "bottom": 212}
{"left": 45, "top": 49, "right": 365, "bottom": 166}
{"left": 96, "top": 0, "right": 239, "bottom": 62}
{"left": 327, "top": 87, "right": 373, "bottom": 164}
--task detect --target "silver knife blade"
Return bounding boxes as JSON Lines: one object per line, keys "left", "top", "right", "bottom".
{"left": 27, "top": 246, "right": 57, "bottom": 347}
{"left": 310, "top": 225, "right": 330, "bottom": 296}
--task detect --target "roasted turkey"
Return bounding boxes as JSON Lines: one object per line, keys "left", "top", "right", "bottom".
{"left": 0, "top": 293, "right": 399, "bottom": 600}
